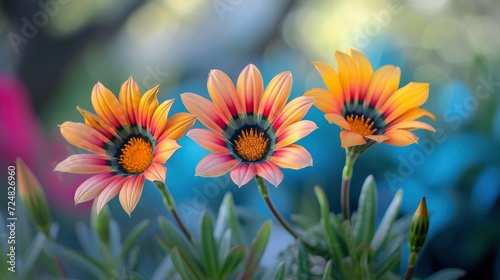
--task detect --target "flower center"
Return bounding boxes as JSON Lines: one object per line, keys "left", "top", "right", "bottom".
{"left": 233, "top": 128, "right": 269, "bottom": 162}
{"left": 346, "top": 114, "right": 377, "bottom": 136}
{"left": 118, "top": 137, "right": 153, "bottom": 174}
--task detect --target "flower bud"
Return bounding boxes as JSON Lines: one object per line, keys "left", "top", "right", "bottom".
{"left": 16, "top": 158, "right": 52, "bottom": 236}
{"left": 409, "top": 197, "right": 429, "bottom": 253}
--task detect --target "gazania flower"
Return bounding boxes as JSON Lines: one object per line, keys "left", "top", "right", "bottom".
{"left": 54, "top": 78, "right": 196, "bottom": 215}
{"left": 181, "top": 64, "right": 317, "bottom": 187}
{"left": 305, "top": 49, "right": 435, "bottom": 153}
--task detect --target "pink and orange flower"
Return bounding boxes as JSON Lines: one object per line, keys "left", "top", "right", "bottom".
{"left": 305, "top": 49, "right": 435, "bottom": 153}
{"left": 55, "top": 78, "right": 196, "bottom": 215}
{"left": 182, "top": 64, "right": 317, "bottom": 187}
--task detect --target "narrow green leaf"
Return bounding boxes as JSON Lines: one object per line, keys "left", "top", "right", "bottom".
{"left": 219, "top": 245, "right": 246, "bottom": 280}
{"left": 373, "top": 236, "right": 404, "bottom": 278}
{"left": 291, "top": 214, "right": 315, "bottom": 230}
{"left": 170, "top": 247, "right": 199, "bottom": 280}
{"left": 339, "top": 220, "right": 357, "bottom": 272}
{"left": 297, "top": 242, "right": 311, "bottom": 279}
{"left": 200, "top": 211, "right": 219, "bottom": 279}
{"left": 218, "top": 230, "right": 232, "bottom": 264}
{"left": 360, "top": 251, "right": 374, "bottom": 280}
{"left": 239, "top": 221, "right": 272, "bottom": 280}
{"left": 19, "top": 232, "right": 46, "bottom": 280}
{"left": 273, "top": 261, "right": 286, "bottom": 280}
{"left": 371, "top": 189, "right": 402, "bottom": 252}
{"left": 214, "top": 193, "right": 245, "bottom": 246}
{"left": 119, "top": 220, "right": 149, "bottom": 261}
{"left": 423, "top": 268, "right": 466, "bottom": 280}
{"left": 353, "top": 175, "right": 377, "bottom": 245}
{"left": 322, "top": 260, "right": 333, "bottom": 280}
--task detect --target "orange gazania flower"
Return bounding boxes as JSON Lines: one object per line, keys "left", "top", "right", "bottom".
{"left": 55, "top": 78, "right": 196, "bottom": 215}
{"left": 181, "top": 64, "right": 317, "bottom": 187}
{"left": 305, "top": 49, "right": 435, "bottom": 152}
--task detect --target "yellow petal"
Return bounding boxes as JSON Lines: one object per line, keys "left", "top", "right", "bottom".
{"left": 304, "top": 88, "right": 342, "bottom": 115}
{"left": 119, "top": 77, "right": 142, "bottom": 123}
{"left": 161, "top": 112, "right": 197, "bottom": 141}
{"left": 311, "top": 62, "right": 344, "bottom": 102}
{"left": 91, "top": 82, "right": 129, "bottom": 128}
{"left": 237, "top": 64, "right": 263, "bottom": 114}
{"left": 339, "top": 130, "right": 367, "bottom": 148}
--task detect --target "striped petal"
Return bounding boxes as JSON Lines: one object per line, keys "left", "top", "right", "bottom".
{"left": 138, "top": 85, "right": 160, "bottom": 128}
{"left": 270, "top": 144, "right": 312, "bottom": 170}
{"left": 91, "top": 82, "right": 129, "bottom": 128}
{"left": 304, "top": 88, "right": 342, "bottom": 115}
{"left": 380, "top": 82, "right": 429, "bottom": 123}
{"left": 77, "top": 107, "right": 117, "bottom": 139}
{"left": 187, "top": 129, "right": 227, "bottom": 153}
{"left": 144, "top": 163, "right": 167, "bottom": 183}
{"left": 119, "top": 77, "right": 142, "bottom": 124}
{"left": 161, "top": 112, "right": 197, "bottom": 141}
{"left": 364, "top": 65, "right": 400, "bottom": 110}
{"left": 59, "top": 122, "right": 109, "bottom": 154}
{"left": 383, "top": 130, "right": 419, "bottom": 146}
{"left": 229, "top": 164, "right": 256, "bottom": 188}
{"left": 96, "top": 176, "right": 127, "bottom": 213}
{"left": 256, "top": 161, "right": 283, "bottom": 187}
{"left": 74, "top": 173, "right": 115, "bottom": 204}
{"left": 324, "top": 113, "right": 351, "bottom": 130}
{"left": 257, "top": 71, "right": 292, "bottom": 122}
{"left": 150, "top": 99, "right": 174, "bottom": 138}
{"left": 335, "top": 51, "right": 359, "bottom": 103}
{"left": 386, "top": 121, "right": 436, "bottom": 132}
{"left": 339, "top": 130, "right": 367, "bottom": 148}
{"left": 208, "top": 69, "right": 242, "bottom": 119}
{"left": 272, "top": 96, "right": 315, "bottom": 131}
{"left": 391, "top": 107, "right": 436, "bottom": 125}
{"left": 54, "top": 154, "right": 111, "bottom": 174}
{"left": 311, "top": 62, "right": 344, "bottom": 103}
{"left": 195, "top": 153, "right": 240, "bottom": 177}
{"left": 154, "top": 139, "right": 181, "bottom": 163}
{"left": 119, "top": 175, "right": 145, "bottom": 216}
{"left": 276, "top": 120, "right": 318, "bottom": 149}
{"left": 181, "top": 93, "right": 228, "bottom": 133}
{"left": 350, "top": 49, "right": 374, "bottom": 100}
{"left": 237, "top": 64, "right": 263, "bottom": 114}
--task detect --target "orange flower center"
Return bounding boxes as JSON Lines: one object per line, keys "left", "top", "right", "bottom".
{"left": 118, "top": 137, "right": 153, "bottom": 174}
{"left": 346, "top": 114, "right": 377, "bottom": 136}
{"left": 234, "top": 128, "right": 269, "bottom": 162}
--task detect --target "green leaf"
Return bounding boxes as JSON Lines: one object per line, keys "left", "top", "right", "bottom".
{"left": 170, "top": 247, "right": 199, "bottom": 280}
{"left": 214, "top": 193, "right": 245, "bottom": 246}
{"left": 297, "top": 242, "right": 311, "bottom": 279}
{"left": 218, "top": 229, "right": 232, "bottom": 264}
{"left": 119, "top": 220, "right": 149, "bottom": 261}
{"left": 371, "top": 189, "right": 402, "bottom": 252}
{"left": 291, "top": 214, "right": 315, "bottom": 230}
{"left": 353, "top": 175, "right": 377, "bottom": 245}
{"left": 219, "top": 245, "right": 246, "bottom": 280}
{"left": 373, "top": 236, "right": 404, "bottom": 278}
{"left": 19, "top": 232, "right": 46, "bottom": 280}
{"left": 360, "top": 251, "right": 374, "bottom": 280}
{"left": 322, "top": 260, "right": 333, "bottom": 280}
{"left": 423, "top": 268, "right": 466, "bottom": 280}
{"left": 200, "top": 211, "right": 219, "bottom": 279}
{"left": 273, "top": 261, "right": 286, "bottom": 280}
{"left": 239, "top": 221, "right": 272, "bottom": 280}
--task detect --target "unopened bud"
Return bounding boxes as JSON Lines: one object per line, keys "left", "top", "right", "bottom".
{"left": 409, "top": 197, "right": 429, "bottom": 253}
{"left": 16, "top": 158, "right": 52, "bottom": 236}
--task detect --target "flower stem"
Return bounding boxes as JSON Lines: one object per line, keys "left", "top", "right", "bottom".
{"left": 154, "top": 181, "right": 193, "bottom": 242}
{"left": 341, "top": 151, "right": 357, "bottom": 220}
{"left": 404, "top": 252, "right": 419, "bottom": 280}
{"left": 255, "top": 176, "right": 315, "bottom": 250}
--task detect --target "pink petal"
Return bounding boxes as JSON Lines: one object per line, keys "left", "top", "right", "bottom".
{"left": 256, "top": 161, "right": 284, "bottom": 187}
{"left": 272, "top": 96, "right": 315, "bottom": 131}
{"left": 54, "top": 154, "right": 111, "bottom": 174}
{"left": 276, "top": 120, "right": 317, "bottom": 149}
{"left": 144, "top": 163, "right": 167, "bottom": 182}
{"left": 74, "top": 173, "right": 116, "bottom": 204}
{"left": 208, "top": 69, "right": 242, "bottom": 119}
{"left": 339, "top": 130, "right": 367, "bottom": 148}
{"left": 187, "top": 129, "right": 227, "bottom": 153}
{"left": 119, "top": 175, "right": 145, "bottom": 216}
{"left": 181, "top": 93, "right": 228, "bottom": 133}
{"left": 270, "top": 144, "right": 313, "bottom": 170}
{"left": 257, "top": 71, "right": 292, "bottom": 122}
{"left": 96, "top": 176, "right": 127, "bottom": 213}
{"left": 196, "top": 153, "right": 240, "bottom": 177}
{"left": 59, "top": 122, "right": 109, "bottom": 154}
{"left": 230, "top": 164, "right": 256, "bottom": 188}
{"left": 154, "top": 139, "right": 181, "bottom": 163}
{"left": 237, "top": 64, "right": 263, "bottom": 114}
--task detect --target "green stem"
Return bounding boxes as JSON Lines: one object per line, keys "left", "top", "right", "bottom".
{"left": 154, "top": 181, "right": 193, "bottom": 242}
{"left": 255, "top": 176, "right": 316, "bottom": 250}
{"left": 404, "top": 252, "right": 419, "bottom": 280}
{"left": 341, "top": 151, "right": 357, "bottom": 220}
{"left": 404, "top": 266, "right": 415, "bottom": 280}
